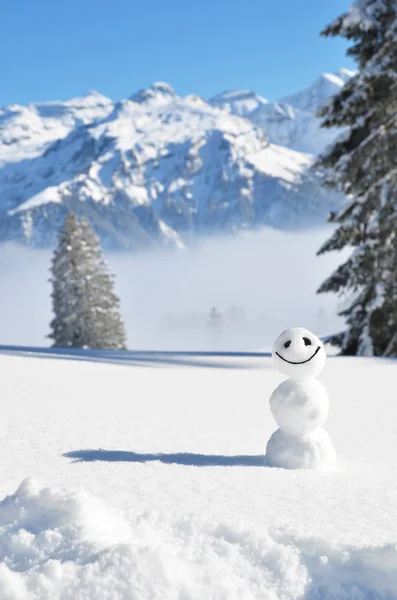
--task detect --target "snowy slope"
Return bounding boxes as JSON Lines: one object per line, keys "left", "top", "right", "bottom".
{"left": 0, "top": 91, "right": 114, "bottom": 164}
{"left": 279, "top": 68, "right": 355, "bottom": 114}
{"left": 0, "top": 81, "right": 343, "bottom": 249}
{"left": 0, "top": 349, "right": 396, "bottom": 599}
{"left": 211, "top": 69, "right": 356, "bottom": 155}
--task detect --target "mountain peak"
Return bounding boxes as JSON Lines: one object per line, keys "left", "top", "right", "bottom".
{"left": 151, "top": 81, "right": 175, "bottom": 94}
{"left": 336, "top": 67, "right": 357, "bottom": 81}
{"left": 279, "top": 68, "right": 355, "bottom": 114}
{"left": 130, "top": 82, "right": 176, "bottom": 105}
{"left": 209, "top": 89, "right": 268, "bottom": 118}
{"left": 76, "top": 90, "right": 113, "bottom": 106}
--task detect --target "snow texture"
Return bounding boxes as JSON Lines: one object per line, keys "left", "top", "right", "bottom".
{"left": 0, "top": 351, "right": 395, "bottom": 597}
{"left": 0, "top": 475, "right": 386, "bottom": 599}
{"left": 337, "top": 0, "right": 391, "bottom": 32}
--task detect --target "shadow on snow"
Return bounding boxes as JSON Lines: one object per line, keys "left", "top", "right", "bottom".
{"left": 0, "top": 345, "right": 271, "bottom": 370}
{"left": 64, "top": 449, "right": 267, "bottom": 467}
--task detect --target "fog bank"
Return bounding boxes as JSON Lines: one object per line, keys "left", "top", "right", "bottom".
{"left": 0, "top": 227, "right": 349, "bottom": 350}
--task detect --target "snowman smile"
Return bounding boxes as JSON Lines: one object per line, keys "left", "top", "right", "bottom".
{"left": 276, "top": 346, "right": 321, "bottom": 365}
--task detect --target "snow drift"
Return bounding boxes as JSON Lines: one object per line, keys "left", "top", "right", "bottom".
{"left": 0, "top": 478, "right": 395, "bottom": 599}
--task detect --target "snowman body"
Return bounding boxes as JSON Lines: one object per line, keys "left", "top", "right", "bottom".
{"left": 269, "top": 378, "right": 328, "bottom": 436}
{"left": 265, "top": 327, "right": 336, "bottom": 470}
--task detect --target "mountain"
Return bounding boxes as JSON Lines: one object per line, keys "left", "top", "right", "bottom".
{"left": 279, "top": 68, "right": 355, "bottom": 113}
{"left": 0, "top": 77, "right": 348, "bottom": 250}
{"left": 0, "top": 91, "right": 114, "bottom": 163}
{"left": 210, "top": 69, "right": 356, "bottom": 155}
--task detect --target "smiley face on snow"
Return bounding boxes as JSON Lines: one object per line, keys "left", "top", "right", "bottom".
{"left": 272, "top": 327, "right": 326, "bottom": 379}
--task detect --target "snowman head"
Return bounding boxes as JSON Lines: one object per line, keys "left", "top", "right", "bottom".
{"left": 272, "top": 327, "right": 326, "bottom": 380}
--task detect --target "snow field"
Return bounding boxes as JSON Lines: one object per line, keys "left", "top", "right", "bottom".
{"left": 0, "top": 352, "right": 395, "bottom": 598}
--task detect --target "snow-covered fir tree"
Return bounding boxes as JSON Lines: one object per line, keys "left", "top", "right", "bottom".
{"left": 49, "top": 212, "right": 127, "bottom": 349}
{"left": 208, "top": 307, "right": 222, "bottom": 330}
{"left": 316, "top": 0, "right": 397, "bottom": 356}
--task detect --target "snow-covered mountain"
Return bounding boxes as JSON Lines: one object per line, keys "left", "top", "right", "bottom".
{"left": 0, "top": 75, "right": 349, "bottom": 250}
{"left": 0, "top": 91, "right": 114, "bottom": 163}
{"left": 279, "top": 68, "right": 355, "bottom": 113}
{"left": 211, "top": 69, "right": 356, "bottom": 155}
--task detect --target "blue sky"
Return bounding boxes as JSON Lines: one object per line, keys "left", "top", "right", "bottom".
{"left": 1, "top": 0, "right": 355, "bottom": 106}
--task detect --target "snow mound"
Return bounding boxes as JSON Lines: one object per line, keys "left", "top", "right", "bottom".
{"left": 0, "top": 479, "right": 396, "bottom": 599}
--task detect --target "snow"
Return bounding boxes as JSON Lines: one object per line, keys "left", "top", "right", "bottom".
{"left": 279, "top": 71, "right": 349, "bottom": 114}
{"left": 210, "top": 69, "right": 356, "bottom": 155}
{"left": 269, "top": 378, "right": 329, "bottom": 436}
{"left": 158, "top": 220, "right": 187, "bottom": 250}
{"left": 210, "top": 89, "right": 269, "bottom": 118}
{"left": 204, "top": 68, "right": 356, "bottom": 125}
{"left": 272, "top": 327, "right": 326, "bottom": 379}
{"left": 322, "top": 73, "right": 347, "bottom": 87}
{"left": 266, "top": 427, "right": 336, "bottom": 470}
{"left": 9, "top": 186, "right": 62, "bottom": 214}
{"left": 267, "top": 328, "right": 334, "bottom": 470}
{"left": 0, "top": 350, "right": 396, "bottom": 597}
{"left": 336, "top": 68, "right": 357, "bottom": 82}
{"left": 0, "top": 76, "right": 345, "bottom": 248}
{"left": 339, "top": 0, "right": 390, "bottom": 32}
{"left": 0, "top": 92, "right": 113, "bottom": 165}
{"left": 247, "top": 144, "right": 314, "bottom": 184}
{"left": 130, "top": 81, "right": 176, "bottom": 105}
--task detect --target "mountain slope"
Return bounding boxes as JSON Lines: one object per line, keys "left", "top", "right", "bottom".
{"left": 279, "top": 68, "right": 355, "bottom": 113}
{"left": 0, "top": 91, "right": 114, "bottom": 164}
{"left": 211, "top": 69, "right": 356, "bottom": 155}
{"left": 0, "top": 80, "right": 344, "bottom": 250}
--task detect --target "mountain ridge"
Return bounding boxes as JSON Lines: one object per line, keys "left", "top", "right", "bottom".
{"left": 0, "top": 72, "right": 350, "bottom": 250}
{"left": 210, "top": 69, "right": 356, "bottom": 154}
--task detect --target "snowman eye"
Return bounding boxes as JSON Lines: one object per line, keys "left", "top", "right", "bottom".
{"left": 303, "top": 337, "right": 312, "bottom": 346}
{"left": 284, "top": 340, "right": 291, "bottom": 348}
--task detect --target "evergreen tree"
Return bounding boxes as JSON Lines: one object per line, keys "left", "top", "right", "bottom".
{"left": 49, "top": 213, "right": 127, "bottom": 349}
{"left": 316, "top": 0, "right": 397, "bottom": 356}
{"left": 208, "top": 307, "right": 222, "bottom": 330}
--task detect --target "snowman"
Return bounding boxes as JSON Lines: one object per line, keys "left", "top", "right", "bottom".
{"left": 265, "top": 327, "right": 336, "bottom": 470}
